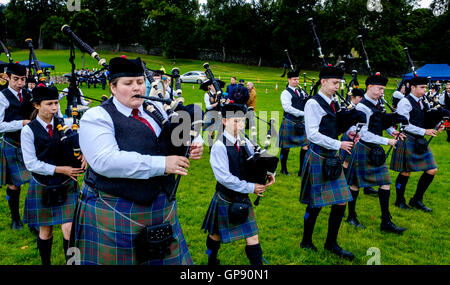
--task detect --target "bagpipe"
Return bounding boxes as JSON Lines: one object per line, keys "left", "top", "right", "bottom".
{"left": 25, "top": 39, "right": 47, "bottom": 84}
{"left": 0, "top": 40, "right": 14, "bottom": 64}
{"left": 307, "top": 18, "right": 367, "bottom": 134}
{"left": 242, "top": 118, "right": 279, "bottom": 207}
{"left": 203, "top": 62, "right": 226, "bottom": 108}
{"left": 403, "top": 47, "right": 450, "bottom": 129}
{"left": 281, "top": 49, "right": 310, "bottom": 100}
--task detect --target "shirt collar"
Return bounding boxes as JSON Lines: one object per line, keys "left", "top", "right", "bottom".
{"left": 364, "top": 94, "right": 379, "bottom": 106}
{"left": 112, "top": 96, "right": 144, "bottom": 117}
{"left": 8, "top": 86, "right": 19, "bottom": 96}
{"left": 408, "top": 93, "right": 421, "bottom": 102}
{"left": 318, "top": 90, "right": 333, "bottom": 105}
{"left": 36, "top": 115, "right": 54, "bottom": 130}
{"left": 223, "top": 130, "right": 241, "bottom": 145}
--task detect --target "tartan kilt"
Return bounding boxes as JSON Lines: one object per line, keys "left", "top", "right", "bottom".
{"left": 390, "top": 134, "right": 437, "bottom": 172}
{"left": 203, "top": 110, "right": 222, "bottom": 131}
{"left": 300, "top": 144, "right": 352, "bottom": 208}
{"left": 340, "top": 133, "right": 351, "bottom": 164}
{"left": 0, "top": 138, "right": 31, "bottom": 187}
{"left": 23, "top": 177, "right": 78, "bottom": 227}
{"left": 347, "top": 142, "right": 391, "bottom": 188}
{"left": 74, "top": 183, "right": 192, "bottom": 265}
{"left": 278, "top": 116, "right": 308, "bottom": 148}
{"left": 201, "top": 191, "right": 258, "bottom": 244}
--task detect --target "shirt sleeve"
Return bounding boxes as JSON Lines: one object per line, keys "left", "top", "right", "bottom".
{"left": 0, "top": 92, "right": 24, "bottom": 133}
{"left": 356, "top": 104, "right": 389, "bottom": 145}
{"left": 396, "top": 98, "right": 426, "bottom": 136}
{"left": 304, "top": 99, "right": 341, "bottom": 150}
{"left": 79, "top": 107, "right": 166, "bottom": 179}
{"left": 204, "top": 93, "right": 213, "bottom": 110}
{"left": 210, "top": 141, "right": 255, "bottom": 194}
{"left": 280, "top": 90, "right": 304, "bottom": 117}
{"left": 20, "top": 125, "right": 56, "bottom": 176}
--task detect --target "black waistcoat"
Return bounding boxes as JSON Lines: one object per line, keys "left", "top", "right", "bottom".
{"left": 284, "top": 87, "right": 306, "bottom": 120}
{"left": 84, "top": 99, "right": 174, "bottom": 205}
{"left": 312, "top": 94, "right": 338, "bottom": 140}
{"left": 215, "top": 135, "right": 250, "bottom": 200}
{"left": 360, "top": 98, "right": 383, "bottom": 136}
{"left": 208, "top": 92, "right": 219, "bottom": 111}
{"left": 444, "top": 91, "right": 450, "bottom": 111}
{"left": 28, "top": 119, "right": 70, "bottom": 185}
{"left": 2, "top": 88, "right": 33, "bottom": 143}
{"left": 406, "top": 94, "right": 428, "bottom": 129}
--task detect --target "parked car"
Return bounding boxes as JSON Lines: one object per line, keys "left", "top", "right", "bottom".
{"left": 179, "top": 71, "right": 207, "bottom": 84}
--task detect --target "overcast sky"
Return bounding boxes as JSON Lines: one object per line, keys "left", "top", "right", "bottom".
{"left": 0, "top": 0, "right": 434, "bottom": 8}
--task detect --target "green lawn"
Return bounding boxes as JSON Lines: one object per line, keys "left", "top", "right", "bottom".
{"left": 0, "top": 50, "right": 448, "bottom": 265}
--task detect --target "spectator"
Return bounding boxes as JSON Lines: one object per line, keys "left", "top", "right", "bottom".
{"left": 230, "top": 79, "right": 249, "bottom": 105}
{"left": 226, "top": 76, "right": 238, "bottom": 99}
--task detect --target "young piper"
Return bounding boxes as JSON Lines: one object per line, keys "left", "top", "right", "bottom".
{"left": 202, "top": 103, "right": 275, "bottom": 265}
{"left": 300, "top": 66, "right": 358, "bottom": 260}
{"left": 202, "top": 79, "right": 225, "bottom": 150}
{"left": 391, "top": 76, "right": 445, "bottom": 212}
{"left": 75, "top": 57, "right": 203, "bottom": 265}
{"left": 0, "top": 63, "right": 32, "bottom": 229}
{"left": 278, "top": 70, "right": 309, "bottom": 176}
{"left": 345, "top": 73, "right": 406, "bottom": 233}
{"left": 21, "top": 86, "right": 85, "bottom": 265}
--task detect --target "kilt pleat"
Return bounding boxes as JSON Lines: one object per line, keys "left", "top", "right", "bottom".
{"left": 23, "top": 177, "right": 78, "bottom": 227}
{"left": 0, "top": 139, "right": 31, "bottom": 187}
{"left": 389, "top": 134, "right": 437, "bottom": 172}
{"left": 201, "top": 191, "right": 258, "bottom": 244}
{"left": 347, "top": 142, "right": 391, "bottom": 188}
{"left": 74, "top": 183, "right": 192, "bottom": 265}
{"left": 278, "top": 117, "right": 308, "bottom": 148}
{"left": 300, "top": 144, "right": 352, "bottom": 208}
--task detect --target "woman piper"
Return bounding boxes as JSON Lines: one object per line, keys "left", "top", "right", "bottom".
{"left": 21, "top": 85, "right": 86, "bottom": 265}
{"left": 74, "top": 56, "right": 203, "bottom": 265}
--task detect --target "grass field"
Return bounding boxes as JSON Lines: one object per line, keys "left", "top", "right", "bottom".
{"left": 0, "top": 50, "right": 449, "bottom": 265}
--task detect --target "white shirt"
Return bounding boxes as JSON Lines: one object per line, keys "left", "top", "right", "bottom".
{"left": 281, "top": 86, "right": 304, "bottom": 117}
{"left": 210, "top": 130, "right": 255, "bottom": 194}
{"left": 79, "top": 97, "right": 167, "bottom": 179}
{"left": 0, "top": 86, "right": 25, "bottom": 133}
{"left": 304, "top": 90, "right": 342, "bottom": 151}
{"left": 204, "top": 92, "right": 217, "bottom": 111}
{"left": 392, "top": 90, "right": 405, "bottom": 100}
{"left": 21, "top": 116, "right": 57, "bottom": 176}
{"left": 439, "top": 91, "right": 449, "bottom": 105}
{"left": 355, "top": 94, "right": 395, "bottom": 146}
{"left": 396, "top": 94, "right": 427, "bottom": 136}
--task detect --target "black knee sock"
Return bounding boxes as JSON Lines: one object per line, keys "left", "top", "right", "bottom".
{"left": 63, "top": 238, "right": 69, "bottom": 262}
{"left": 378, "top": 189, "right": 391, "bottom": 223}
{"left": 6, "top": 187, "right": 21, "bottom": 222}
{"left": 412, "top": 172, "right": 435, "bottom": 202}
{"left": 206, "top": 236, "right": 221, "bottom": 265}
{"left": 299, "top": 148, "right": 307, "bottom": 174}
{"left": 302, "top": 205, "right": 322, "bottom": 244}
{"left": 347, "top": 190, "right": 359, "bottom": 218}
{"left": 37, "top": 236, "right": 53, "bottom": 266}
{"left": 280, "top": 148, "right": 290, "bottom": 171}
{"left": 395, "top": 174, "right": 410, "bottom": 204}
{"left": 245, "top": 243, "right": 263, "bottom": 266}
{"left": 325, "top": 204, "right": 346, "bottom": 246}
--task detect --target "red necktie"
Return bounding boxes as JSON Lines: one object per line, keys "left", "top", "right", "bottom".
{"left": 18, "top": 92, "right": 23, "bottom": 103}
{"left": 330, "top": 101, "right": 336, "bottom": 113}
{"left": 132, "top": 109, "right": 155, "bottom": 134}
{"left": 418, "top": 100, "right": 423, "bottom": 109}
{"left": 235, "top": 141, "right": 240, "bottom": 153}
{"left": 46, "top": 124, "right": 53, "bottom": 139}
{"left": 376, "top": 103, "right": 380, "bottom": 110}
{"left": 295, "top": 89, "right": 300, "bottom": 97}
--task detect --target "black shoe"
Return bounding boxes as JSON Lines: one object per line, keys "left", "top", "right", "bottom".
{"left": 395, "top": 202, "right": 413, "bottom": 210}
{"left": 409, "top": 199, "right": 432, "bottom": 212}
{"left": 364, "top": 187, "right": 378, "bottom": 196}
{"left": 324, "top": 243, "right": 355, "bottom": 261}
{"left": 280, "top": 169, "right": 290, "bottom": 176}
{"left": 381, "top": 220, "right": 407, "bottom": 234}
{"left": 11, "top": 220, "right": 23, "bottom": 230}
{"left": 300, "top": 241, "right": 317, "bottom": 251}
{"left": 345, "top": 216, "right": 365, "bottom": 229}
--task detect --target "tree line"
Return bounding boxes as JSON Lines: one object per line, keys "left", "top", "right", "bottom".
{"left": 0, "top": 0, "right": 448, "bottom": 75}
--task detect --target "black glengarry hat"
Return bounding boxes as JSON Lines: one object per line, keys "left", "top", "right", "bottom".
{"left": 6, "top": 63, "right": 26, "bottom": 77}
{"left": 319, "top": 65, "right": 344, "bottom": 79}
{"left": 351, "top": 87, "right": 365, "bottom": 97}
{"left": 409, "top": 76, "right": 428, "bottom": 86}
{"left": 108, "top": 57, "right": 144, "bottom": 80}
{"left": 221, "top": 103, "right": 247, "bottom": 118}
{"left": 32, "top": 86, "right": 59, "bottom": 103}
{"left": 200, "top": 79, "right": 225, "bottom": 91}
{"left": 365, "top": 72, "right": 388, "bottom": 86}
{"left": 287, "top": 70, "right": 300, "bottom": 79}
